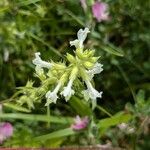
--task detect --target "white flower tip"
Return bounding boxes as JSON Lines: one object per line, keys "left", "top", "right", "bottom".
{"left": 69, "top": 39, "right": 79, "bottom": 47}
{"left": 70, "top": 27, "right": 90, "bottom": 48}
{"left": 35, "top": 52, "right": 41, "bottom": 56}
{"left": 32, "top": 52, "right": 51, "bottom": 69}
{"left": 99, "top": 91, "right": 103, "bottom": 98}
{"left": 84, "top": 27, "right": 90, "bottom": 33}
{"left": 45, "top": 91, "right": 58, "bottom": 104}
{"left": 61, "top": 87, "right": 75, "bottom": 101}
{"left": 84, "top": 80, "right": 103, "bottom": 100}
{"left": 77, "top": 28, "right": 90, "bottom": 42}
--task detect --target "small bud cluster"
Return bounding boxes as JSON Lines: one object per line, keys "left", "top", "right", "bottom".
{"left": 13, "top": 28, "right": 103, "bottom": 109}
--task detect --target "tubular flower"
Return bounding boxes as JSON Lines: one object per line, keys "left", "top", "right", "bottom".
{"left": 32, "top": 52, "right": 52, "bottom": 69}
{"left": 92, "top": 1, "right": 109, "bottom": 22}
{"left": 45, "top": 82, "right": 61, "bottom": 105}
{"left": 71, "top": 116, "right": 89, "bottom": 130}
{"left": 70, "top": 28, "right": 90, "bottom": 49}
{"left": 87, "top": 62, "right": 103, "bottom": 80}
{"left": 82, "top": 80, "right": 102, "bottom": 101}
{"left": 61, "top": 67, "right": 78, "bottom": 101}
{"left": 61, "top": 79, "right": 75, "bottom": 101}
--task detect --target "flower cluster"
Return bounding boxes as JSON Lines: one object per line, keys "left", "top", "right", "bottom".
{"left": 32, "top": 28, "right": 103, "bottom": 107}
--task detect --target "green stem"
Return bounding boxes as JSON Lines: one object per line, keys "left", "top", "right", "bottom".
{"left": 96, "top": 105, "right": 112, "bottom": 117}
{"left": 47, "top": 105, "right": 50, "bottom": 127}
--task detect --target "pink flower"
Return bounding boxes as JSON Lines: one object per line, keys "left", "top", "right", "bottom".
{"left": 0, "top": 122, "right": 13, "bottom": 144}
{"left": 71, "top": 115, "right": 89, "bottom": 130}
{"left": 92, "top": 1, "right": 109, "bottom": 22}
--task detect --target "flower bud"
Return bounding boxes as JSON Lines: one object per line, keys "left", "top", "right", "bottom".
{"left": 70, "top": 66, "right": 78, "bottom": 80}
{"left": 86, "top": 50, "right": 95, "bottom": 57}
{"left": 76, "top": 48, "right": 85, "bottom": 59}
{"left": 51, "top": 69, "right": 58, "bottom": 76}
{"left": 66, "top": 53, "right": 76, "bottom": 63}
{"left": 35, "top": 66, "right": 46, "bottom": 80}
{"left": 83, "top": 61, "right": 94, "bottom": 69}
{"left": 53, "top": 63, "right": 66, "bottom": 70}
{"left": 59, "top": 72, "right": 68, "bottom": 84}
{"left": 89, "top": 57, "right": 99, "bottom": 63}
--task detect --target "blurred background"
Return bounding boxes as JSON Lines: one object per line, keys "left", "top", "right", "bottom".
{"left": 0, "top": 0, "right": 149, "bottom": 148}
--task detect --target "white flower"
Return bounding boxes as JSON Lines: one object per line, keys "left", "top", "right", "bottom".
{"left": 32, "top": 52, "right": 51, "bottom": 69}
{"left": 82, "top": 80, "right": 102, "bottom": 101}
{"left": 45, "top": 82, "right": 61, "bottom": 105}
{"left": 61, "top": 79, "right": 75, "bottom": 101}
{"left": 70, "top": 28, "right": 90, "bottom": 49}
{"left": 87, "top": 63, "right": 103, "bottom": 80}
{"left": 3, "top": 49, "right": 9, "bottom": 62}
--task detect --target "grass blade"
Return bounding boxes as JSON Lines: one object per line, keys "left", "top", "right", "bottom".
{"left": 0, "top": 113, "right": 73, "bottom": 124}
{"left": 35, "top": 128, "right": 75, "bottom": 141}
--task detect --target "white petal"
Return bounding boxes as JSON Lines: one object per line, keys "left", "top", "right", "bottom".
{"left": 70, "top": 28, "right": 90, "bottom": 49}
{"left": 70, "top": 39, "right": 79, "bottom": 48}
{"left": 84, "top": 80, "right": 102, "bottom": 100}
{"left": 32, "top": 52, "right": 51, "bottom": 69}
{"left": 45, "top": 82, "right": 61, "bottom": 105}
{"left": 77, "top": 28, "right": 90, "bottom": 43}
{"left": 87, "top": 63, "right": 103, "bottom": 80}
{"left": 61, "top": 80, "right": 75, "bottom": 101}
{"left": 45, "top": 91, "right": 58, "bottom": 105}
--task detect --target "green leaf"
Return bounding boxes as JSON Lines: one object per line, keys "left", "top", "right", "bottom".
{"left": 98, "top": 112, "right": 132, "bottom": 129}
{"left": 96, "top": 105, "right": 112, "bottom": 117}
{"left": 0, "top": 113, "right": 73, "bottom": 124}
{"left": 35, "top": 128, "right": 76, "bottom": 141}
{"left": 3, "top": 103, "right": 31, "bottom": 113}
{"left": 17, "top": 0, "right": 41, "bottom": 6}
{"left": 98, "top": 112, "right": 132, "bottom": 135}
{"left": 101, "top": 44, "right": 124, "bottom": 57}
{"left": 69, "top": 96, "right": 92, "bottom": 116}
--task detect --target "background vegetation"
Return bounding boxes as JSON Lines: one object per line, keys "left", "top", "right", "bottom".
{"left": 0, "top": 0, "right": 149, "bottom": 149}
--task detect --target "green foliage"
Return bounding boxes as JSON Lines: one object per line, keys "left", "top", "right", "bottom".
{"left": 0, "top": 0, "right": 149, "bottom": 148}
{"left": 98, "top": 112, "right": 132, "bottom": 135}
